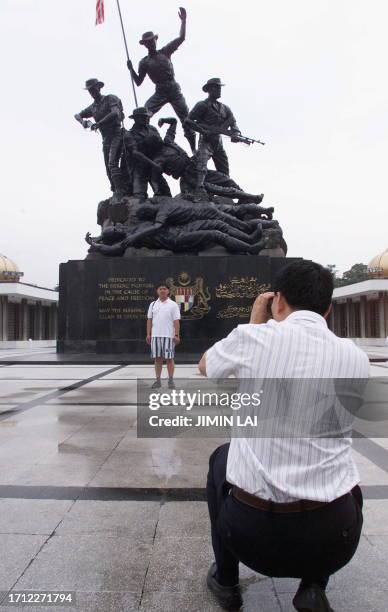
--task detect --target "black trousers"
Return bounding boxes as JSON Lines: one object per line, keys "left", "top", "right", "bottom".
{"left": 206, "top": 443, "right": 363, "bottom": 588}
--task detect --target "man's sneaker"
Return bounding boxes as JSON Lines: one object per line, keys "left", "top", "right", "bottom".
{"left": 293, "top": 583, "right": 334, "bottom": 611}
{"left": 151, "top": 379, "right": 161, "bottom": 389}
{"left": 168, "top": 379, "right": 175, "bottom": 389}
{"left": 206, "top": 563, "right": 242, "bottom": 610}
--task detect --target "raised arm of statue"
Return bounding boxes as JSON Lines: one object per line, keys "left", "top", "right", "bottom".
{"left": 163, "top": 6, "right": 187, "bottom": 56}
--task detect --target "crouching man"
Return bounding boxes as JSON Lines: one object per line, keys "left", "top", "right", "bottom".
{"left": 198, "top": 261, "right": 370, "bottom": 611}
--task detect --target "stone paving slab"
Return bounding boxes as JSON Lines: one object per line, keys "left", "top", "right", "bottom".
{"left": 363, "top": 500, "right": 388, "bottom": 535}
{"left": 155, "top": 501, "right": 211, "bottom": 540}
{"left": 0, "top": 499, "right": 73, "bottom": 535}
{"left": 55, "top": 500, "right": 160, "bottom": 539}
{"left": 14, "top": 535, "right": 152, "bottom": 593}
{"left": 143, "top": 535, "right": 214, "bottom": 593}
{"left": 0, "top": 534, "right": 47, "bottom": 591}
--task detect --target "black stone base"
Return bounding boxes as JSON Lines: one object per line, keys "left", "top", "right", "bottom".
{"left": 57, "top": 255, "right": 301, "bottom": 356}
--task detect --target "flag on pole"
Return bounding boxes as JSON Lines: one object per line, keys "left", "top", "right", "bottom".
{"left": 95, "top": 0, "right": 105, "bottom": 25}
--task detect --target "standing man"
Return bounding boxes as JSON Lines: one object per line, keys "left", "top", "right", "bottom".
{"left": 74, "top": 79, "right": 125, "bottom": 195}
{"left": 147, "top": 284, "right": 181, "bottom": 389}
{"left": 126, "top": 7, "right": 196, "bottom": 152}
{"left": 185, "top": 78, "right": 241, "bottom": 199}
{"left": 198, "top": 261, "right": 370, "bottom": 612}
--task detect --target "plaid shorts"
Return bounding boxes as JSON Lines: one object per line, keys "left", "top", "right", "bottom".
{"left": 151, "top": 337, "right": 175, "bottom": 359}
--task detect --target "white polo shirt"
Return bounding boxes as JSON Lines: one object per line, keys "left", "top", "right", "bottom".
{"left": 147, "top": 298, "right": 181, "bottom": 338}
{"left": 206, "top": 311, "right": 370, "bottom": 502}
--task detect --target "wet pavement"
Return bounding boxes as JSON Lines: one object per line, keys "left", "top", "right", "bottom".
{"left": 0, "top": 358, "right": 388, "bottom": 610}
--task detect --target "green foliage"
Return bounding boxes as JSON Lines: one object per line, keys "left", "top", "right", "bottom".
{"left": 327, "top": 263, "right": 369, "bottom": 287}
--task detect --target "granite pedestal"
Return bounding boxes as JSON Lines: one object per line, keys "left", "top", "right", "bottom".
{"left": 57, "top": 255, "right": 300, "bottom": 355}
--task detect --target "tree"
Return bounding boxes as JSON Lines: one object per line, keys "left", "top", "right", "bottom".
{"left": 327, "top": 263, "right": 369, "bottom": 287}
{"left": 341, "top": 263, "right": 369, "bottom": 286}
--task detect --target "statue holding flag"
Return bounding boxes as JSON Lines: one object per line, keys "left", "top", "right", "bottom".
{"left": 126, "top": 7, "right": 196, "bottom": 153}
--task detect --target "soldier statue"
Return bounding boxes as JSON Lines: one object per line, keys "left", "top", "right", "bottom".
{"left": 122, "top": 107, "right": 171, "bottom": 200}
{"left": 185, "top": 78, "right": 241, "bottom": 198}
{"left": 86, "top": 221, "right": 266, "bottom": 256}
{"left": 134, "top": 200, "right": 278, "bottom": 242}
{"left": 74, "top": 79, "right": 124, "bottom": 194}
{"left": 126, "top": 6, "right": 196, "bottom": 152}
{"left": 152, "top": 117, "right": 264, "bottom": 203}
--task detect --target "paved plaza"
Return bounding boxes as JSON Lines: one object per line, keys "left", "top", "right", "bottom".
{"left": 0, "top": 348, "right": 387, "bottom": 611}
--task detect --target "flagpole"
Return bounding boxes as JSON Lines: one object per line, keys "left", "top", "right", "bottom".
{"left": 115, "top": 0, "right": 138, "bottom": 107}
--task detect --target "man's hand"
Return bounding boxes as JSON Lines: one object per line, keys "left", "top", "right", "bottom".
{"left": 178, "top": 7, "right": 187, "bottom": 21}
{"left": 90, "top": 122, "right": 99, "bottom": 131}
{"left": 249, "top": 291, "right": 275, "bottom": 324}
{"left": 173, "top": 335, "right": 181, "bottom": 345}
{"left": 127, "top": 59, "right": 133, "bottom": 71}
{"left": 231, "top": 132, "right": 242, "bottom": 143}
{"left": 146, "top": 335, "right": 152, "bottom": 345}
{"left": 85, "top": 232, "right": 92, "bottom": 245}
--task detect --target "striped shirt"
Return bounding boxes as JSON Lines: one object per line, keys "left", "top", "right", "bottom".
{"left": 205, "top": 311, "right": 370, "bottom": 502}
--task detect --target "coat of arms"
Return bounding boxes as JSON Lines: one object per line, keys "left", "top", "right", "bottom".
{"left": 165, "top": 272, "right": 211, "bottom": 320}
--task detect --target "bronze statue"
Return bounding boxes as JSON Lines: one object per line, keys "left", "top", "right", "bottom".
{"left": 185, "top": 78, "right": 242, "bottom": 198}
{"left": 122, "top": 107, "right": 171, "bottom": 200}
{"left": 126, "top": 7, "right": 196, "bottom": 152}
{"left": 86, "top": 220, "right": 266, "bottom": 256}
{"left": 140, "top": 117, "right": 264, "bottom": 203}
{"left": 74, "top": 79, "right": 124, "bottom": 193}
{"left": 135, "top": 199, "right": 278, "bottom": 240}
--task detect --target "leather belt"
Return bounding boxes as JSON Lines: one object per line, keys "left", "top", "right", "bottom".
{"left": 231, "top": 485, "right": 332, "bottom": 514}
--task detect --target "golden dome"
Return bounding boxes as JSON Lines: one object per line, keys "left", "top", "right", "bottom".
{"left": 368, "top": 248, "right": 388, "bottom": 279}
{"left": 0, "top": 254, "right": 23, "bottom": 282}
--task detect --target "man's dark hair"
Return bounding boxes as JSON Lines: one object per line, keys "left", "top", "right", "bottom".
{"left": 273, "top": 260, "right": 333, "bottom": 316}
{"left": 156, "top": 283, "right": 169, "bottom": 290}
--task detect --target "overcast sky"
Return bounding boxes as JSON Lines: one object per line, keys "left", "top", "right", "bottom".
{"left": 1, "top": 0, "right": 387, "bottom": 287}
